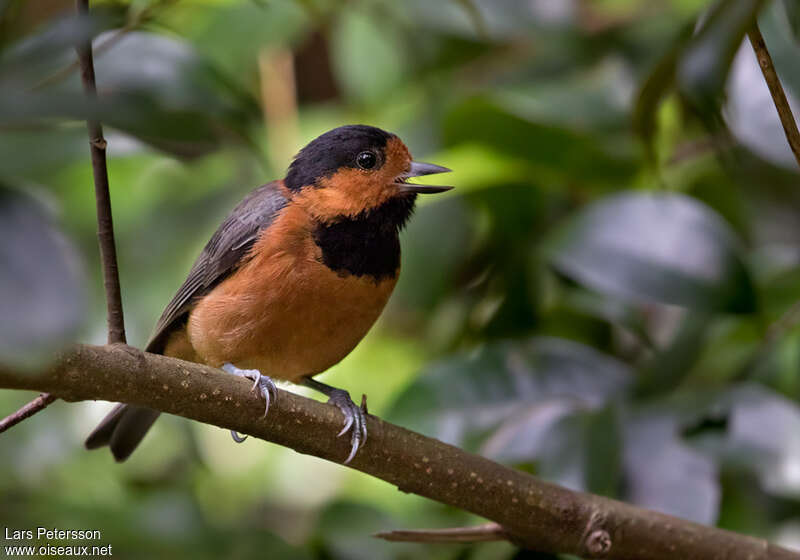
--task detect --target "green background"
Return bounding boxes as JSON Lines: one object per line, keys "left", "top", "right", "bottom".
{"left": 1, "top": 0, "right": 800, "bottom": 558}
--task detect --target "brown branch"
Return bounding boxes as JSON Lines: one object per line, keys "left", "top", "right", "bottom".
{"left": 375, "top": 523, "right": 508, "bottom": 543}
{"left": 76, "top": 0, "right": 126, "bottom": 345}
{"left": 0, "top": 393, "right": 56, "bottom": 434}
{"left": 747, "top": 24, "right": 800, "bottom": 171}
{"left": 0, "top": 344, "right": 797, "bottom": 560}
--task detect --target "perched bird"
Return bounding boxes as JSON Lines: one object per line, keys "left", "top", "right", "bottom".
{"left": 85, "top": 125, "right": 452, "bottom": 463}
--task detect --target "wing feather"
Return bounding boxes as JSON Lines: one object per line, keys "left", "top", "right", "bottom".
{"left": 146, "top": 181, "right": 288, "bottom": 353}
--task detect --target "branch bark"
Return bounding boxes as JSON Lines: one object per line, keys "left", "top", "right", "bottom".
{"left": 75, "top": 0, "right": 126, "bottom": 345}
{"left": 0, "top": 393, "right": 56, "bottom": 434}
{"left": 747, "top": 24, "right": 800, "bottom": 171}
{"left": 375, "top": 522, "right": 508, "bottom": 543}
{"left": 1, "top": 344, "right": 797, "bottom": 560}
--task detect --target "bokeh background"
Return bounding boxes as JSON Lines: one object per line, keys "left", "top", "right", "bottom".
{"left": 2, "top": 0, "right": 800, "bottom": 558}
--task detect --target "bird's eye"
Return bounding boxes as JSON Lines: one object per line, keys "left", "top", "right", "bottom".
{"left": 356, "top": 151, "right": 377, "bottom": 170}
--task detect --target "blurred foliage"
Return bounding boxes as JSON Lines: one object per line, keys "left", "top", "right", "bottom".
{"left": 2, "top": 0, "right": 800, "bottom": 558}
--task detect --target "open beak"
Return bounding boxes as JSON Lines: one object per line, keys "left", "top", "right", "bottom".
{"left": 394, "top": 161, "right": 453, "bottom": 194}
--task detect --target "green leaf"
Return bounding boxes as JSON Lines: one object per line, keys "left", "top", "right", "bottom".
{"left": 638, "top": 312, "right": 713, "bottom": 396}
{"left": 0, "top": 28, "right": 258, "bottom": 158}
{"left": 718, "top": 385, "right": 800, "bottom": 496}
{"left": 86, "top": 31, "right": 257, "bottom": 156}
{"left": 0, "top": 186, "right": 86, "bottom": 370}
{"left": 624, "top": 407, "right": 720, "bottom": 524}
{"left": 392, "top": 197, "right": 476, "bottom": 312}
{"left": 490, "top": 403, "right": 623, "bottom": 496}
{"left": 632, "top": 23, "right": 694, "bottom": 164}
{"left": 0, "top": 9, "right": 119, "bottom": 87}
{"left": 331, "top": 9, "right": 406, "bottom": 106}
{"left": 443, "top": 97, "right": 636, "bottom": 188}
{"left": 783, "top": 0, "right": 800, "bottom": 43}
{"left": 388, "top": 337, "right": 632, "bottom": 451}
{"left": 165, "top": 0, "right": 307, "bottom": 92}
{"left": 676, "top": 0, "right": 766, "bottom": 114}
{"left": 546, "top": 191, "right": 757, "bottom": 313}
{"left": 583, "top": 404, "right": 622, "bottom": 497}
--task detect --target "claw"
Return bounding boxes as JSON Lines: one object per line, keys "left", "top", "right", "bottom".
{"left": 326, "top": 388, "right": 366, "bottom": 464}
{"left": 337, "top": 412, "right": 354, "bottom": 437}
{"left": 301, "top": 378, "right": 369, "bottom": 464}
{"left": 231, "top": 430, "right": 247, "bottom": 443}
{"left": 222, "top": 362, "right": 278, "bottom": 421}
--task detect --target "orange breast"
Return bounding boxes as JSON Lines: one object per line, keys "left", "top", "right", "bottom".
{"left": 185, "top": 203, "right": 398, "bottom": 383}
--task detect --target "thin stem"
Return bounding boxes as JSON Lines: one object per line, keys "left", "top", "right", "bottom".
{"left": 0, "top": 393, "right": 57, "bottom": 434}
{"left": 375, "top": 523, "right": 508, "bottom": 543}
{"left": 75, "top": 0, "right": 126, "bottom": 344}
{"left": 747, "top": 24, "right": 800, "bottom": 171}
{"left": 0, "top": 0, "right": 128, "bottom": 434}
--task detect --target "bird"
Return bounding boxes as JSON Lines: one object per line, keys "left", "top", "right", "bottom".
{"left": 85, "top": 124, "right": 452, "bottom": 464}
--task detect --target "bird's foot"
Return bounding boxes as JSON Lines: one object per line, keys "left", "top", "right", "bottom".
{"left": 324, "top": 388, "right": 367, "bottom": 464}
{"left": 222, "top": 362, "right": 278, "bottom": 443}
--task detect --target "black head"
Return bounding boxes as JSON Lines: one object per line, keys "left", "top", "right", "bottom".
{"left": 285, "top": 125, "right": 395, "bottom": 191}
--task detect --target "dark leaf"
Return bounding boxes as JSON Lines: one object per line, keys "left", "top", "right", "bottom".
{"left": 499, "top": 403, "right": 623, "bottom": 496}
{"left": 388, "top": 337, "right": 632, "bottom": 452}
{"left": 0, "top": 9, "right": 119, "bottom": 87}
{"left": 637, "top": 312, "right": 713, "bottom": 396}
{"left": 688, "top": 384, "right": 800, "bottom": 498}
{"left": 0, "top": 29, "right": 258, "bottom": 158}
{"left": 783, "top": 0, "right": 800, "bottom": 43}
{"left": 546, "top": 191, "right": 757, "bottom": 313}
{"left": 676, "top": 0, "right": 766, "bottom": 114}
{"left": 623, "top": 408, "right": 720, "bottom": 524}
{"left": 0, "top": 186, "right": 86, "bottom": 370}
{"left": 632, "top": 22, "right": 694, "bottom": 164}
{"left": 583, "top": 404, "right": 623, "bottom": 497}
{"left": 559, "top": 288, "right": 655, "bottom": 348}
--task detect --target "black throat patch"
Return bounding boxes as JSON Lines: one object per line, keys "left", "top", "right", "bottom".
{"left": 312, "top": 195, "right": 416, "bottom": 280}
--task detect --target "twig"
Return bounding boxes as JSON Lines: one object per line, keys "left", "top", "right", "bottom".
{"left": 75, "top": 0, "right": 126, "bottom": 345}
{"left": 1, "top": 344, "right": 797, "bottom": 560}
{"left": 747, "top": 24, "right": 800, "bottom": 171}
{"left": 0, "top": 393, "right": 56, "bottom": 434}
{"left": 1, "top": 0, "right": 129, "bottom": 434}
{"left": 375, "top": 523, "right": 508, "bottom": 543}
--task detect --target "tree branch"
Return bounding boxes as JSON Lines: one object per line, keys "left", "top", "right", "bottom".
{"left": 75, "top": 0, "right": 126, "bottom": 345}
{"left": 747, "top": 24, "right": 800, "bottom": 171}
{"left": 0, "top": 393, "right": 56, "bottom": 434}
{"left": 0, "top": 344, "right": 797, "bottom": 560}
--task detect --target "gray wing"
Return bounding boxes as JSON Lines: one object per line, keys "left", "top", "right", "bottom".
{"left": 146, "top": 181, "right": 288, "bottom": 354}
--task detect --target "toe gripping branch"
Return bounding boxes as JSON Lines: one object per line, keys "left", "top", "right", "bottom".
{"left": 303, "top": 377, "right": 368, "bottom": 464}
{"left": 221, "top": 363, "right": 278, "bottom": 443}
{"left": 219, "top": 365, "right": 367, "bottom": 464}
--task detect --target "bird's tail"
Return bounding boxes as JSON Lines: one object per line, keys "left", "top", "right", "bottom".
{"left": 84, "top": 403, "right": 160, "bottom": 462}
